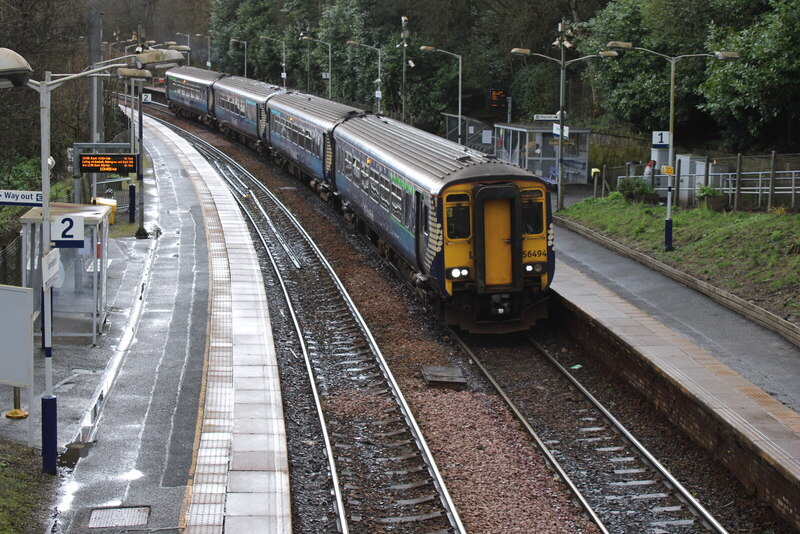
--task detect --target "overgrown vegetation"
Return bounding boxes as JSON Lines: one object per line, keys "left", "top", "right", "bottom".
{"left": 560, "top": 193, "right": 800, "bottom": 323}
{"left": 0, "top": 439, "right": 58, "bottom": 533}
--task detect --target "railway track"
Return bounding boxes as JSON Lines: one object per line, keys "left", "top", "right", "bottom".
{"left": 149, "top": 115, "right": 465, "bottom": 533}
{"left": 450, "top": 330, "right": 730, "bottom": 534}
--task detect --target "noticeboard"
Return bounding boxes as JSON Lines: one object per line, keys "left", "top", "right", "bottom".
{"left": 0, "top": 285, "right": 34, "bottom": 388}
{"left": 79, "top": 153, "right": 138, "bottom": 174}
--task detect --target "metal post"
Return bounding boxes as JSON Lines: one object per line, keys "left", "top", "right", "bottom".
{"left": 665, "top": 168, "right": 674, "bottom": 252}
{"left": 135, "top": 83, "right": 148, "bottom": 239}
{"left": 244, "top": 41, "right": 248, "bottom": 78}
{"left": 768, "top": 150, "right": 776, "bottom": 211}
{"left": 327, "top": 41, "right": 331, "bottom": 98}
{"left": 5, "top": 387, "right": 28, "bottom": 419}
{"left": 668, "top": 58, "right": 676, "bottom": 167}
{"left": 457, "top": 54, "right": 462, "bottom": 145}
{"left": 557, "top": 37, "right": 566, "bottom": 211}
{"left": 281, "top": 41, "right": 286, "bottom": 89}
{"left": 734, "top": 153, "right": 742, "bottom": 211}
{"left": 376, "top": 49, "right": 382, "bottom": 113}
{"left": 39, "top": 72, "right": 57, "bottom": 474}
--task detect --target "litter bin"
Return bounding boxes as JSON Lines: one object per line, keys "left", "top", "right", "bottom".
{"left": 91, "top": 198, "right": 117, "bottom": 224}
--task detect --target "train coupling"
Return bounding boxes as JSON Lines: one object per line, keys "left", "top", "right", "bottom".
{"left": 490, "top": 294, "right": 512, "bottom": 317}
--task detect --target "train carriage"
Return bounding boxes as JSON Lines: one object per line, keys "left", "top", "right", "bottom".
{"left": 265, "top": 92, "right": 362, "bottom": 185}
{"left": 212, "top": 76, "right": 281, "bottom": 147}
{"left": 333, "top": 114, "right": 555, "bottom": 333}
{"left": 165, "top": 66, "right": 224, "bottom": 123}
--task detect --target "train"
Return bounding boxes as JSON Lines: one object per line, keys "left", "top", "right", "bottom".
{"left": 164, "top": 65, "right": 555, "bottom": 333}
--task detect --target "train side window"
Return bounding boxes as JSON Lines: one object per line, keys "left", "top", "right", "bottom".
{"left": 521, "top": 190, "right": 544, "bottom": 235}
{"left": 390, "top": 182, "right": 402, "bottom": 219}
{"left": 445, "top": 194, "right": 471, "bottom": 240}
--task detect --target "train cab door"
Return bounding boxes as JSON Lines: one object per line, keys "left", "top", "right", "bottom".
{"left": 415, "top": 191, "right": 430, "bottom": 273}
{"left": 473, "top": 184, "right": 522, "bottom": 293}
{"left": 323, "top": 134, "right": 334, "bottom": 183}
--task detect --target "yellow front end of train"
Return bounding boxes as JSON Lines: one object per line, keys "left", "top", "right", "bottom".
{"left": 440, "top": 179, "right": 552, "bottom": 332}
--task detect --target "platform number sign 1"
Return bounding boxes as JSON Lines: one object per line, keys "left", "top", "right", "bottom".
{"left": 652, "top": 131, "right": 670, "bottom": 149}
{"left": 52, "top": 215, "right": 84, "bottom": 248}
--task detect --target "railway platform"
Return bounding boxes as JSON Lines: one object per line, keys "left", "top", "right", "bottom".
{"left": 0, "top": 116, "right": 290, "bottom": 533}
{"left": 552, "top": 189, "right": 800, "bottom": 529}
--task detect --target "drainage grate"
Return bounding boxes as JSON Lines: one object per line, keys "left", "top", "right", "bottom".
{"left": 88, "top": 506, "right": 150, "bottom": 528}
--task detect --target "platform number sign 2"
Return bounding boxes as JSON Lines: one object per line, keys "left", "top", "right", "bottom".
{"left": 52, "top": 215, "right": 84, "bottom": 248}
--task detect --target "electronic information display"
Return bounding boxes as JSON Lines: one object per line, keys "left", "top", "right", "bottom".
{"left": 79, "top": 153, "right": 138, "bottom": 174}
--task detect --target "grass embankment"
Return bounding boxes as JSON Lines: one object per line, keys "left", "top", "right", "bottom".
{"left": 559, "top": 193, "right": 800, "bottom": 324}
{"left": 0, "top": 439, "right": 58, "bottom": 532}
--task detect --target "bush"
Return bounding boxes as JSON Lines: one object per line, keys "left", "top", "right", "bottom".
{"left": 618, "top": 177, "right": 655, "bottom": 199}
{"left": 697, "top": 185, "right": 722, "bottom": 198}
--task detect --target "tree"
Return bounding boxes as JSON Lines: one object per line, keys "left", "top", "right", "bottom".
{"left": 701, "top": 0, "right": 800, "bottom": 149}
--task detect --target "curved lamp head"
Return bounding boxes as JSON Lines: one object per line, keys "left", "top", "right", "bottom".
{"left": 0, "top": 47, "right": 33, "bottom": 88}
{"left": 420, "top": 45, "right": 436, "bottom": 52}
{"left": 117, "top": 67, "right": 153, "bottom": 80}
{"left": 134, "top": 49, "right": 185, "bottom": 70}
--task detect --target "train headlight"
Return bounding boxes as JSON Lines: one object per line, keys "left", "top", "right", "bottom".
{"left": 448, "top": 267, "right": 471, "bottom": 279}
{"left": 523, "top": 262, "right": 546, "bottom": 275}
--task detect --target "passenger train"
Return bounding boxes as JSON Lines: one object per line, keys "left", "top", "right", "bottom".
{"left": 165, "top": 66, "right": 555, "bottom": 333}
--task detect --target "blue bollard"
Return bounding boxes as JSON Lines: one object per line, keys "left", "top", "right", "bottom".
{"left": 129, "top": 183, "right": 136, "bottom": 223}
{"left": 42, "top": 395, "right": 57, "bottom": 474}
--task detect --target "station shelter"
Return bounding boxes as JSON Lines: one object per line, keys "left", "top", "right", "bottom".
{"left": 494, "top": 122, "right": 591, "bottom": 183}
{"left": 20, "top": 203, "right": 112, "bottom": 345}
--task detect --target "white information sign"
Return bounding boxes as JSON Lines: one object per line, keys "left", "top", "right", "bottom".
{"left": 652, "top": 131, "right": 670, "bottom": 148}
{"left": 142, "top": 93, "right": 152, "bottom": 103}
{"left": 52, "top": 215, "right": 84, "bottom": 247}
{"left": 534, "top": 114, "right": 559, "bottom": 121}
{"left": 0, "top": 189, "right": 43, "bottom": 207}
{"left": 43, "top": 248, "right": 61, "bottom": 289}
{"left": 0, "top": 285, "right": 34, "bottom": 388}
{"left": 482, "top": 130, "right": 492, "bottom": 144}
{"left": 553, "top": 123, "right": 570, "bottom": 139}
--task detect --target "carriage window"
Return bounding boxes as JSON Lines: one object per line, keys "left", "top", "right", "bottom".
{"left": 445, "top": 194, "right": 471, "bottom": 239}
{"left": 521, "top": 190, "right": 544, "bottom": 235}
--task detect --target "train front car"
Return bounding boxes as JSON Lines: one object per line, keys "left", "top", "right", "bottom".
{"left": 438, "top": 163, "right": 555, "bottom": 332}
{"left": 333, "top": 115, "right": 554, "bottom": 333}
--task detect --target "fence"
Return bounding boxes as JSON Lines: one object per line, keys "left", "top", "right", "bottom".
{"left": 0, "top": 236, "right": 22, "bottom": 287}
{"left": 598, "top": 152, "right": 800, "bottom": 211}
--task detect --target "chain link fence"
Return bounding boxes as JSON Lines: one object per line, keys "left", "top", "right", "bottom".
{"left": 0, "top": 236, "right": 22, "bottom": 286}
{"left": 596, "top": 152, "right": 800, "bottom": 211}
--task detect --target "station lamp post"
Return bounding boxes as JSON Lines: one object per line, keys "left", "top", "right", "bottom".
{"left": 511, "top": 25, "right": 618, "bottom": 210}
{"left": 347, "top": 40, "right": 382, "bottom": 113}
{"left": 196, "top": 33, "right": 212, "bottom": 69}
{"left": 260, "top": 35, "right": 287, "bottom": 89}
{"left": 230, "top": 38, "right": 248, "bottom": 78}
{"left": 419, "top": 45, "right": 462, "bottom": 144}
{"left": 605, "top": 41, "right": 739, "bottom": 169}
{"left": 176, "top": 32, "right": 192, "bottom": 66}
{"left": 605, "top": 41, "right": 738, "bottom": 251}
{"left": 0, "top": 47, "right": 181, "bottom": 474}
{"left": 302, "top": 35, "right": 332, "bottom": 98}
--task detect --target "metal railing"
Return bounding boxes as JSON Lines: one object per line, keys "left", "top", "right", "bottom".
{"left": 598, "top": 152, "right": 800, "bottom": 210}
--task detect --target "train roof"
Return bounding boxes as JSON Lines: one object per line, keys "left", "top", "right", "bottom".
{"left": 334, "top": 114, "right": 543, "bottom": 195}
{"left": 268, "top": 92, "right": 363, "bottom": 131}
{"left": 165, "top": 66, "right": 225, "bottom": 86}
{"left": 213, "top": 76, "right": 283, "bottom": 103}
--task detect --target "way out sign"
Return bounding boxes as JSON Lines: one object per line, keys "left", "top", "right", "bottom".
{"left": 52, "top": 215, "right": 84, "bottom": 248}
